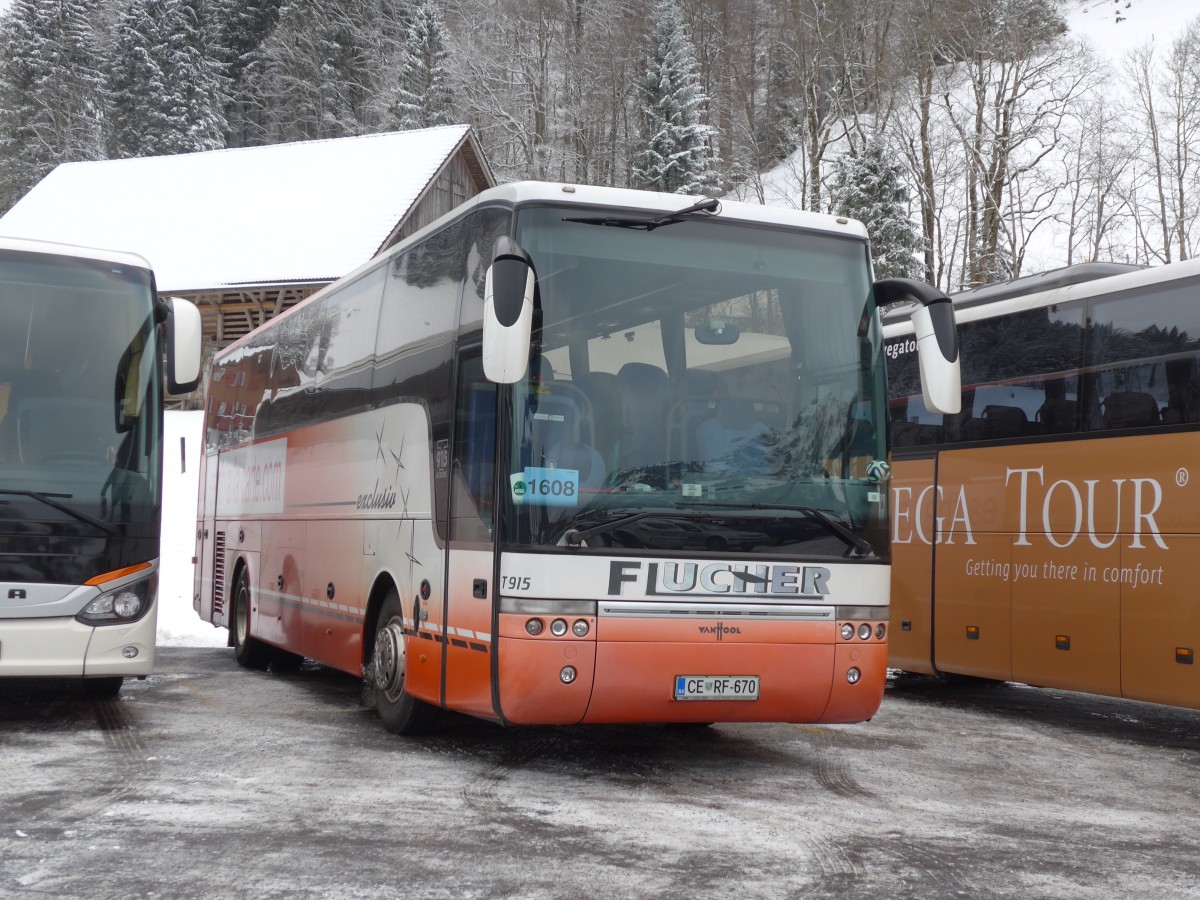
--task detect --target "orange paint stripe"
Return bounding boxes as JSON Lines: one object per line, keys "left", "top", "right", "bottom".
{"left": 85, "top": 561, "right": 152, "bottom": 587}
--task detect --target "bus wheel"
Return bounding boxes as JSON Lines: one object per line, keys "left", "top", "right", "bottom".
{"left": 371, "top": 589, "right": 435, "bottom": 735}
{"left": 232, "top": 569, "right": 272, "bottom": 670}
{"left": 83, "top": 677, "right": 123, "bottom": 698}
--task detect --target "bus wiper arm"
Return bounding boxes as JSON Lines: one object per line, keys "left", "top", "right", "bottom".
{"left": 679, "top": 501, "right": 874, "bottom": 558}
{"left": 563, "top": 198, "right": 720, "bottom": 232}
{"left": 0, "top": 489, "right": 119, "bottom": 536}
{"left": 562, "top": 508, "right": 713, "bottom": 549}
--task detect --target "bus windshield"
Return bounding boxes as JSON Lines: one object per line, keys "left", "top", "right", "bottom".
{"left": 501, "top": 204, "right": 888, "bottom": 558}
{"left": 0, "top": 250, "right": 162, "bottom": 583}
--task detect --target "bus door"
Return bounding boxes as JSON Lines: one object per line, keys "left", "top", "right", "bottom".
{"left": 443, "top": 356, "right": 499, "bottom": 718}
{"left": 888, "top": 453, "right": 938, "bottom": 675}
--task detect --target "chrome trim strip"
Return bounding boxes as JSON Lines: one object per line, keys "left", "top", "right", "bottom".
{"left": 598, "top": 601, "right": 835, "bottom": 620}
{"left": 499, "top": 597, "right": 599, "bottom": 616}
{"left": 836, "top": 606, "right": 889, "bottom": 620}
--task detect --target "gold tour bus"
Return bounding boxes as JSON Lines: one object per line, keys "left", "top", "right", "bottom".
{"left": 884, "top": 258, "right": 1200, "bottom": 709}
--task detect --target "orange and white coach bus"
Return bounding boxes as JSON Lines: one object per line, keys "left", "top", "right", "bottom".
{"left": 193, "top": 181, "right": 959, "bottom": 734}
{"left": 0, "top": 236, "right": 201, "bottom": 696}
{"left": 884, "top": 258, "right": 1200, "bottom": 709}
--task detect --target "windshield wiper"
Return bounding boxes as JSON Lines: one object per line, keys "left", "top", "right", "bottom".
{"left": 0, "top": 489, "right": 119, "bottom": 536}
{"left": 562, "top": 197, "right": 721, "bottom": 232}
{"left": 562, "top": 508, "right": 717, "bottom": 549}
{"left": 678, "top": 502, "right": 874, "bottom": 558}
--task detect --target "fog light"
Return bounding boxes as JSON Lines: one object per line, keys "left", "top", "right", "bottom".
{"left": 840, "top": 623, "right": 854, "bottom": 640}
{"left": 550, "top": 618, "right": 568, "bottom": 636}
{"left": 875, "top": 623, "right": 886, "bottom": 640}
{"left": 560, "top": 666, "right": 576, "bottom": 684}
{"left": 846, "top": 667, "right": 861, "bottom": 684}
{"left": 572, "top": 619, "right": 589, "bottom": 637}
{"left": 122, "top": 646, "right": 138, "bottom": 659}
{"left": 858, "top": 623, "right": 872, "bottom": 640}
{"left": 525, "top": 618, "right": 544, "bottom": 636}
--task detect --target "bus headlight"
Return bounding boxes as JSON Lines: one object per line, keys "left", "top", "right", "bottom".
{"left": 846, "top": 667, "right": 862, "bottom": 684}
{"left": 858, "top": 623, "right": 872, "bottom": 640}
{"left": 76, "top": 576, "right": 155, "bottom": 626}
{"left": 840, "top": 624, "right": 854, "bottom": 640}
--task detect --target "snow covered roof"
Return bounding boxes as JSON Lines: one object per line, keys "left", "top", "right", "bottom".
{"left": 0, "top": 125, "right": 488, "bottom": 293}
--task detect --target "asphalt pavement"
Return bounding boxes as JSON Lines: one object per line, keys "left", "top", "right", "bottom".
{"left": 1, "top": 648, "right": 1198, "bottom": 899}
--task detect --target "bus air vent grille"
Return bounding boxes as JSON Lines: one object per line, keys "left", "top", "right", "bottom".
{"left": 213, "top": 531, "right": 227, "bottom": 618}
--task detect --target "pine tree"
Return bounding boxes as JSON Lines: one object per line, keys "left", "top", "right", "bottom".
{"left": 108, "top": 0, "right": 228, "bottom": 159}
{"left": 249, "top": 0, "right": 410, "bottom": 142}
{"left": 632, "top": 0, "right": 718, "bottom": 195}
{"left": 756, "top": 45, "right": 798, "bottom": 166}
{"left": 0, "top": 0, "right": 107, "bottom": 211}
{"left": 384, "top": 0, "right": 453, "bottom": 130}
{"left": 215, "top": 0, "right": 285, "bottom": 146}
{"left": 831, "top": 140, "right": 923, "bottom": 281}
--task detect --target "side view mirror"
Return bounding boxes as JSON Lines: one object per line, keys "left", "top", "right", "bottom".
{"left": 482, "top": 237, "right": 535, "bottom": 384}
{"left": 874, "top": 278, "right": 960, "bottom": 415}
{"left": 165, "top": 297, "right": 202, "bottom": 394}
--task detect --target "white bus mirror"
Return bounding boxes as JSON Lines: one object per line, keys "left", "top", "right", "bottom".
{"left": 166, "top": 296, "right": 202, "bottom": 394}
{"left": 874, "top": 278, "right": 961, "bottom": 415}
{"left": 482, "top": 237, "right": 535, "bottom": 384}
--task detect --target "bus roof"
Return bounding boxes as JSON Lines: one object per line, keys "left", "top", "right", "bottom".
{"left": 469, "top": 182, "right": 871, "bottom": 240}
{"left": 0, "top": 234, "right": 153, "bottom": 272}
{"left": 881, "top": 258, "right": 1200, "bottom": 338}
{"left": 216, "top": 180, "right": 873, "bottom": 357}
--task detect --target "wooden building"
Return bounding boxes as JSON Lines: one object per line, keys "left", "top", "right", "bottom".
{"left": 0, "top": 126, "right": 495, "bottom": 361}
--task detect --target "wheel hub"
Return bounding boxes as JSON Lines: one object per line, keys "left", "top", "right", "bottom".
{"left": 373, "top": 622, "right": 406, "bottom": 695}
{"left": 236, "top": 589, "right": 249, "bottom": 643}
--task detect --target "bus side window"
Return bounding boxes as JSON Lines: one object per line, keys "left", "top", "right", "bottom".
{"left": 450, "top": 355, "right": 496, "bottom": 543}
{"left": 1087, "top": 282, "right": 1200, "bottom": 431}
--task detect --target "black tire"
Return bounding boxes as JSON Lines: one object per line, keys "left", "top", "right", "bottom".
{"left": 83, "top": 676, "right": 123, "bottom": 698}
{"left": 368, "top": 588, "right": 436, "bottom": 735}
{"left": 232, "top": 568, "right": 273, "bottom": 670}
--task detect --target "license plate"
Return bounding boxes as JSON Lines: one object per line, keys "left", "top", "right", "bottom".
{"left": 674, "top": 675, "right": 759, "bottom": 701}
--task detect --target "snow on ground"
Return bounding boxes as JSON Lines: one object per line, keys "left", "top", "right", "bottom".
{"left": 158, "top": 410, "right": 225, "bottom": 647}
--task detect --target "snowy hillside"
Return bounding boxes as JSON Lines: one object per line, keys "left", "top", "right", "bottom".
{"left": 734, "top": 0, "right": 1192, "bottom": 285}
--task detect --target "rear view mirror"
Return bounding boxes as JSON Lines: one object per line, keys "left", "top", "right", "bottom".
{"left": 874, "top": 278, "right": 960, "bottom": 415}
{"left": 694, "top": 320, "right": 739, "bottom": 345}
{"left": 482, "top": 237, "right": 535, "bottom": 384}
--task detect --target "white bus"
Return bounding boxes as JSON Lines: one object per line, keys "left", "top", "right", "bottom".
{"left": 194, "top": 182, "right": 958, "bottom": 733}
{"left": 0, "top": 237, "right": 201, "bottom": 696}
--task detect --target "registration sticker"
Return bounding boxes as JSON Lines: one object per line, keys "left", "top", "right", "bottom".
{"left": 674, "top": 675, "right": 759, "bottom": 701}
{"left": 510, "top": 467, "right": 579, "bottom": 507}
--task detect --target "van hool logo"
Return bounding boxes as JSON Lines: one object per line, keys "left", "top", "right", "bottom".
{"left": 893, "top": 466, "right": 1170, "bottom": 550}
{"left": 356, "top": 481, "right": 397, "bottom": 510}
{"left": 607, "top": 560, "right": 831, "bottom": 599}
{"left": 698, "top": 622, "right": 741, "bottom": 641}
